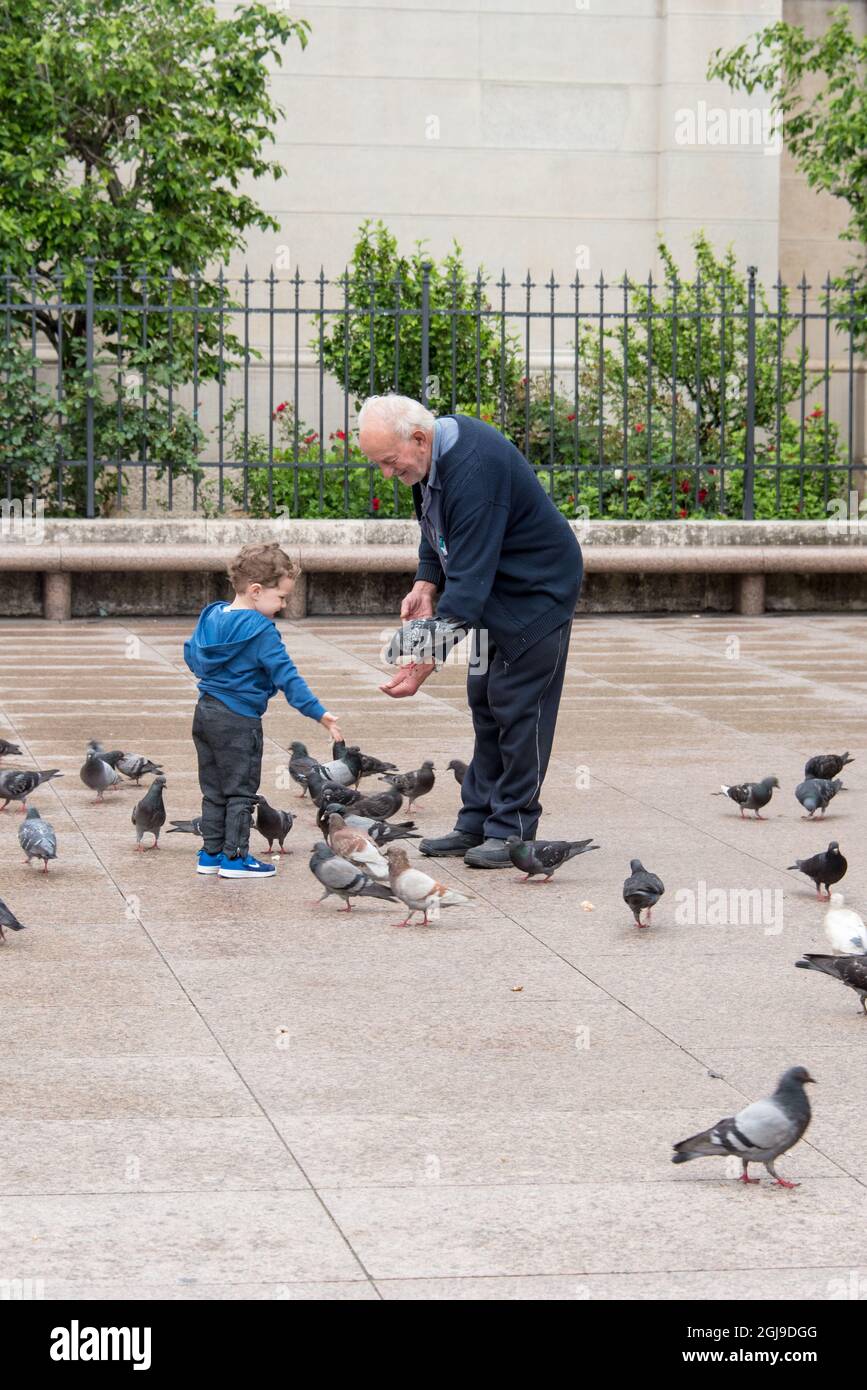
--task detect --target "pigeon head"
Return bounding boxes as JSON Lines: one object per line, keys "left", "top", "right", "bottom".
{"left": 629, "top": 858, "right": 644, "bottom": 873}
{"left": 831, "top": 779, "right": 846, "bottom": 792}
{"left": 764, "top": 776, "right": 780, "bottom": 789}
{"left": 290, "top": 742, "right": 308, "bottom": 756}
{"left": 385, "top": 845, "right": 410, "bottom": 871}
{"left": 326, "top": 811, "right": 345, "bottom": 828}
{"left": 309, "top": 842, "right": 333, "bottom": 861}
{"left": 151, "top": 775, "right": 167, "bottom": 789}
{"left": 827, "top": 841, "right": 840, "bottom": 853}
{"left": 25, "top": 805, "right": 41, "bottom": 820}
{"left": 780, "top": 1065, "right": 816, "bottom": 1089}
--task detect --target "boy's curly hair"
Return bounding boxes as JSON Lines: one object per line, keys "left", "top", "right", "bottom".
{"left": 228, "top": 543, "right": 297, "bottom": 592}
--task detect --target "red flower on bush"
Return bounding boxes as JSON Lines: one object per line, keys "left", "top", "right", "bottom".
{"left": 698, "top": 488, "right": 708, "bottom": 503}
{"left": 809, "top": 407, "right": 824, "bottom": 419}
{"left": 567, "top": 413, "right": 575, "bottom": 422}
{"left": 335, "top": 429, "right": 346, "bottom": 440}
{"left": 303, "top": 431, "right": 318, "bottom": 445}
{"left": 634, "top": 422, "right": 645, "bottom": 434}
{"left": 371, "top": 497, "right": 380, "bottom": 511}
{"left": 567, "top": 494, "right": 575, "bottom": 503}
{"left": 679, "top": 479, "right": 691, "bottom": 494}
{"left": 708, "top": 467, "right": 716, "bottom": 476}
{"left": 276, "top": 402, "right": 287, "bottom": 414}
{"left": 627, "top": 473, "right": 636, "bottom": 482}
{"left": 678, "top": 508, "right": 687, "bottom": 518}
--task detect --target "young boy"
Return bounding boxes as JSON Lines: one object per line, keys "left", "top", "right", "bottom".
{"left": 184, "top": 543, "right": 342, "bottom": 879}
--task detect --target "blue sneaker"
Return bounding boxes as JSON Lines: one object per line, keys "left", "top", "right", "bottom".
{"left": 197, "top": 849, "right": 224, "bottom": 876}
{"left": 218, "top": 852, "right": 276, "bottom": 879}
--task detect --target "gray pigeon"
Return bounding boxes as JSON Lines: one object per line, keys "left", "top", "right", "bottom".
{"left": 713, "top": 776, "right": 779, "bottom": 819}
{"left": 315, "top": 802, "right": 418, "bottom": 843}
{"left": 0, "top": 767, "right": 63, "bottom": 812}
{"left": 308, "top": 841, "right": 396, "bottom": 911}
{"left": 506, "top": 835, "right": 599, "bottom": 882}
{"left": 447, "top": 759, "right": 467, "bottom": 786}
{"left": 18, "top": 805, "right": 57, "bottom": 871}
{"left": 349, "top": 786, "right": 405, "bottom": 821}
{"left": 306, "top": 766, "right": 362, "bottom": 810}
{"left": 795, "top": 777, "right": 845, "bottom": 818}
{"left": 672, "top": 1065, "right": 815, "bottom": 1187}
{"left": 80, "top": 749, "right": 121, "bottom": 802}
{"left": 380, "top": 760, "right": 435, "bottom": 811}
{"left": 167, "top": 817, "right": 204, "bottom": 837}
{"left": 357, "top": 750, "right": 398, "bottom": 778}
{"left": 623, "top": 859, "right": 665, "bottom": 928}
{"left": 131, "top": 775, "right": 167, "bottom": 850}
{"left": 804, "top": 751, "right": 854, "bottom": 781}
{"left": 796, "top": 954, "right": 867, "bottom": 1014}
{"left": 324, "top": 743, "right": 364, "bottom": 786}
{"left": 787, "top": 840, "right": 847, "bottom": 900}
{"left": 114, "top": 753, "right": 164, "bottom": 784}
{"left": 254, "top": 796, "right": 294, "bottom": 853}
{"left": 287, "top": 741, "right": 321, "bottom": 796}
{"left": 0, "top": 895, "right": 25, "bottom": 942}
{"left": 0, "top": 738, "right": 23, "bottom": 758}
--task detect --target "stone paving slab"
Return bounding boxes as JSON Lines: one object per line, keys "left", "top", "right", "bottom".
{"left": 0, "top": 612, "right": 865, "bottom": 1301}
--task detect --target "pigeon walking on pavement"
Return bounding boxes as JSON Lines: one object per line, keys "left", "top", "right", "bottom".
{"left": 795, "top": 954, "right": 867, "bottom": 1014}
{"left": 795, "top": 777, "right": 845, "bottom": 819}
{"left": 80, "top": 748, "right": 121, "bottom": 803}
{"left": 506, "top": 835, "right": 599, "bottom": 883}
{"left": 623, "top": 859, "right": 666, "bottom": 928}
{"left": 254, "top": 796, "right": 294, "bottom": 854}
{"left": 326, "top": 812, "right": 390, "bottom": 880}
{"left": 0, "top": 767, "right": 63, "bottom": 812}
{"left": 18, "top": 805, "right": 57, "bottom": 871}
{"left": 320, "top": 743, "right": 363, "bottom": 787}
{"left": 0, "top": 895, "right": 26, "bottom": 942}
{"left": 167, "top": 817, "right": 204, "bottom": 837}
{"left": 380, "top": 761, "right": 435, "bottom": 812}
{"left": 131, "top": 775, "right": 167, "bottom": 851}
{"left": 384, "top": 845, "right": 474, "bottom": 927}
{"left": 356, "top": 750, "right": 398, "bottom": 778}
{"left": 112, "top": 753, "right": 164, "bottom": 784}
{"left": 306, "top": 766, "right": 362, "bottom": 811}
{"left": 308, "top": 842, "right": 396, "bottom": 911}
{"left": 822, "top": 893, "right": 867, "bottom": 954}
{"left": 287, "top": 741, "right": 321, "bottom": 796}
{"left": 0, "top": 739, "right": 23, "bottom": 759}
{"left": 713, "top": 776, "right": 779, "bottom": 820}
{"left": 316, "top": 802, "right": 419, "bottom": 844}
{"left": 671, "top": 1065, "right": 815, "bottom": 1187}
{"left": 804, "top": 751, "right": 854, "bottom": 781}
{"left": 348, "top": 786, "right": 405, "bottom": 821}
{"left": 447, "top": 759, "right": 467, "bottom": 786}
{"left": 787, "top": 841, "right": 847, "bottom": 900}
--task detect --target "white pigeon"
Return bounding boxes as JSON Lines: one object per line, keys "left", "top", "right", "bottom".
{"left": 823, "top": 893, "right": 867, "bottom": 955}
{"left": 385, "top": 846, "right": 475, "bottom": 927}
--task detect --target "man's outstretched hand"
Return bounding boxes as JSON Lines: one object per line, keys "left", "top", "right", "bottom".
{"left": 379, "top": 662, "right": 435, "bottom": 699}
{"left": 400, "top": 581, "right": 437, "bottom": 621}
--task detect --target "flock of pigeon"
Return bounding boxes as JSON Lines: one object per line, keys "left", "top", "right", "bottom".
{"left": 0, "top": 728, "right": 863, "bottom": 1189}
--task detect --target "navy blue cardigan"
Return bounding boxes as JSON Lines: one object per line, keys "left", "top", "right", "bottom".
{"left": 411, "top": 415, "right": 583, "bottom": 663}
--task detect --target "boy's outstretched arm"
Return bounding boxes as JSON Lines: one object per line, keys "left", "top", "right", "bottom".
{"left": 256, "top": 623, "right": 342, "bottom": 739}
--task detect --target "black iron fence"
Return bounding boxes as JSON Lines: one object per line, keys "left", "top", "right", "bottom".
{"left": 1, "top": 258, "right": 864, "bottom": 521}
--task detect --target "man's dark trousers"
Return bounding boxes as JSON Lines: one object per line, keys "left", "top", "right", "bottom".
{"left": 455, "top": 618, "right": 573, "bottom": 842}
{"left": 192, "top": 693, "right": 263, "bottom": 858}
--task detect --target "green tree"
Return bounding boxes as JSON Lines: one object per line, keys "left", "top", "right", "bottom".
{"left": 707, "top": 4, "right": 867, "bottom": 345}
{"left": 0, "top": 0, "right": 310, "bottom": 512}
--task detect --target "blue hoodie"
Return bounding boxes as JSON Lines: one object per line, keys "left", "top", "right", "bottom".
{"left": 184, "top": 602, "right": 327, "bottom": 721}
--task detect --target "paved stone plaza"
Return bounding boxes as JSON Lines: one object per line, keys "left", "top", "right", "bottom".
{"left": 1, "top": 612, "right": 865, "bottom": 1301}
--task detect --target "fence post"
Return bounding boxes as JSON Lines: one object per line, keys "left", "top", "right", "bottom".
{"left": 420, "top": 261, "right": 431, "bottom": 406}
{"left": 84, "top": 257, "right": 95, "bottom": 518}
{"left": 743, "top": 264, "right": 757, "bottom": 521}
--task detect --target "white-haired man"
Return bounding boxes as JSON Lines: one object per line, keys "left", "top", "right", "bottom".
{"left": 358, "top": 394, "right": 583, "bottom": 868}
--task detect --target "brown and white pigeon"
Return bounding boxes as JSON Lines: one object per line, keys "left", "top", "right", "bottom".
{"left": 672, "top": 1065, "right": 815, "bottom": 1187}
{"left": 326, "top": 812, "right": 389, "bottom": 880}
{"left": 384, "top": 845, "right": 474, "bottom": 927}
{"left": 0, "top": 767, "right": 63, "bottom": 812}
{"left": 713, "top": 776, "right": 779, "bottom": 820}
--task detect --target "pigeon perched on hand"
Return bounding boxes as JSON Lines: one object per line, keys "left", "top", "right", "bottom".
{"left": 804, "top": 751, "right": 854, "bottom": 781}
{"left": 623, "top": 859, "right": 665, "bottom": 928}
{"left": 713, "top": 776, "right": 779, "bottom": 820}
{"left": 287, "top": 741, "right": 321, "bottom": 796}
{"left": 672, "top": 1065, "right": 815, "bottom": 1187}
{"left": 18, "top": 805, "right": 57, "bottom": 871}
{"left": 380, "top": 760, "right": 435, "bottom": 812}
{"left": 795, "top": 777, "right": 845, "bottom": 819}
{"left": 0, "top": 739, "right": 23, "bottom": 759}
{"left": 326, "top": 812, "right": 389, "bottom": 880}
{"left": 167, "top": 817, "right": 204, "bottom": 837}
{"left": 131, "top": 775, "right": 167, "bottom": 851}
{"left": 308, "top": 842, "right": 396, "bottom": 911}
{"left": 254, "top": 796, "right": 294, "bottom": 854}
{"left": 349, "top": 786, "right": 405, "bottom": 821}
{"left": 447, "top": 759, "right": 467, "bottom": 786}
{"left": 80, "top": 748, "right": 121, "bottom": 803}
{"left": 822, "top": 893, "right": 867, "bottom": 954}
{"left": 506, "top": 835, "right": 599, "bottom": 883}
{"left": 0, "top": 895, "right": 25, "bottom": 942}
{"left": 787, "top": 841, "right": 847, "bottom": 900}
{"left": 385, "top": 845, "right": 474, "bottom": 927}
{"left": 796, "top": 954, "right": 867, "bottom": 1014}
{"left": 0, "top": 767, "right": 63, "bottom": 812}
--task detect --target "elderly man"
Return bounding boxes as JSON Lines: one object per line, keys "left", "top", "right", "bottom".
{"left": 358, "top": 394, "right": 583, "bottom": 869}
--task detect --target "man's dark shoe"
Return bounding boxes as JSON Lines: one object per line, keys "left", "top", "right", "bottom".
{"left": 419, "top": 830, "right": 484, "bottom": 857}
{"left": 463, "top": 837, "right": 512, "bottom": 868}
